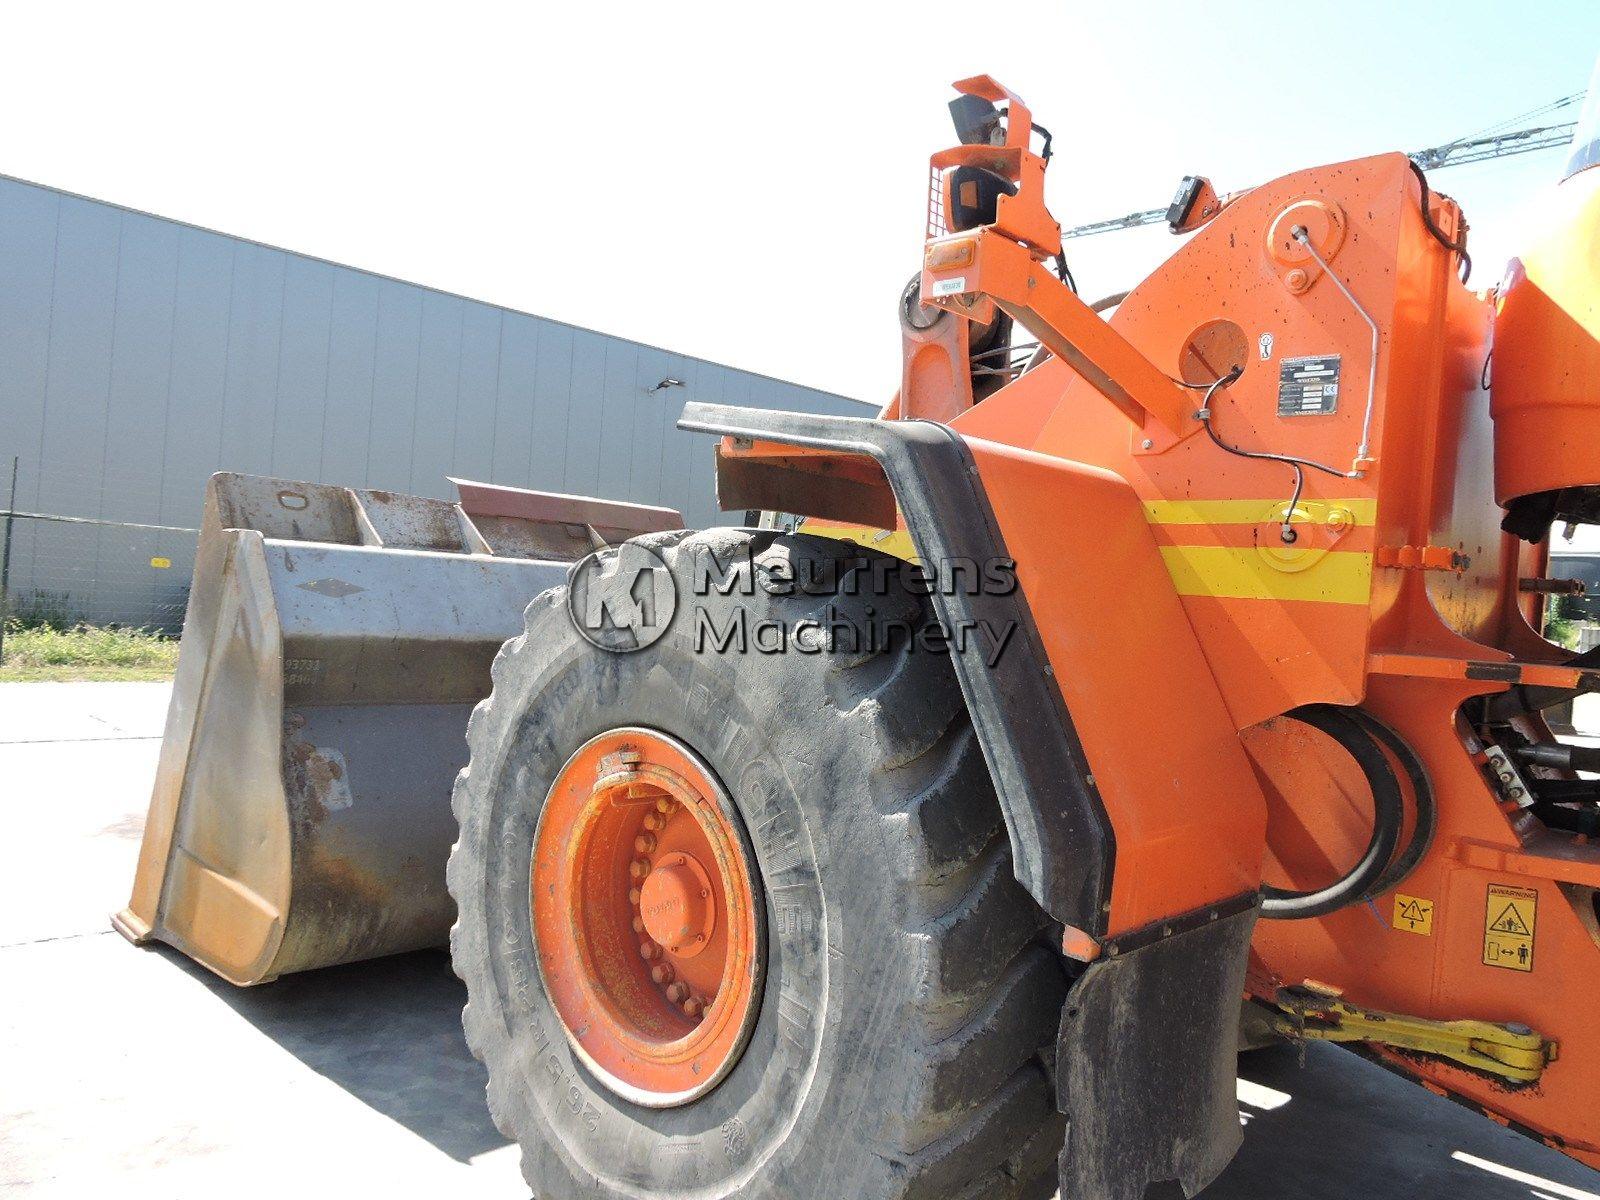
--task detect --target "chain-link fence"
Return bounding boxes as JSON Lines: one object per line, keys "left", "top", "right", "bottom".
{"left": 0, "top": 454, "right": 198, "bottom": 647}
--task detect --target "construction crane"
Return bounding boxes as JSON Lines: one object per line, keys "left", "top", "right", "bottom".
{"left": 1066, "top": 93, "right": 1584, "bottom": 239}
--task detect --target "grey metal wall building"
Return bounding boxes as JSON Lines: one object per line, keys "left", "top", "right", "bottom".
{"left": 0, "top": 174, "right": 869, "bottom": 629}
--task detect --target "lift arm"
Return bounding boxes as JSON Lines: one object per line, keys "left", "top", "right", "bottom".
{"left": 921, "top": 228, "right": 1196, "bottom": 435}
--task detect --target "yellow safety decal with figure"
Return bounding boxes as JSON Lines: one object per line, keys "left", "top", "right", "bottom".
{"left": 1483, "top": 884, "right": 1537, "bottom": 972}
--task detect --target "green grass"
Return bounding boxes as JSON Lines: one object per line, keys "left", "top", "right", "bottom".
{"left": 1545, "top": 593, "right": 1587, "bottom": 652}
{"left": 0, "top": 618, "right": 179, "bottom": 682}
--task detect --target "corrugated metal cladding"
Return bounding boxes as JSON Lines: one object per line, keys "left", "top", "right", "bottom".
{"left": 0, "top": 175, "right": 870, "bottom": 630}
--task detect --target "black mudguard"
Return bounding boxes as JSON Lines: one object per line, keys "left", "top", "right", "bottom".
{"left": 1057, "top": 898, "right": 1260, "bottom": 1200}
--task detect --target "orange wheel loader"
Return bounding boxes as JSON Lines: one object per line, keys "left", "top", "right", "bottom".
{"left": 120, "top": 69, "right": 1600, "bottom": 1199}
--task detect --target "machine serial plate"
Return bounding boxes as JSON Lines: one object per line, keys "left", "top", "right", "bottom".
{"left": 1277, "top": 355, "right": 1341, "bottom": 416}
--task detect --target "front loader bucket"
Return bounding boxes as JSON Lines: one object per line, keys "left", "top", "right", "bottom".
{"left": 113, "top": 472, "right": 679, "bottom": 985}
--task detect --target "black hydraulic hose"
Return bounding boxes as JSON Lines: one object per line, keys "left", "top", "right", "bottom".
{"left": 1261, "top": 704, "right": 1406, "bottom": 920}
{"left": 1351, "top": 710, "right": 1436, "bottom": 901}
{"left": 1516, "top": 741, "right": 1600, "bottom": 773}
{"left": 1408, "top": 160, "right": 1472, "bottom": 284}
{"left": 1055, "top": 251, "right": 1078, "bottom": 295}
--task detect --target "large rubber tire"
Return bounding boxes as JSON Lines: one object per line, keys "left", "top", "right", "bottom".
{"left": 448, "top": 528, "right": 1067, "bottom": 1200}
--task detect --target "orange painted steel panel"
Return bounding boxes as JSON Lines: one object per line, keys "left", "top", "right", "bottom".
{"left": 951, "top": 153, "right": 1481, "bottom": 727}
{"left": 948, "top": 146, "right": 1600, "bottom": 1163}
{"left": 1493, "top": 165, "right": 1600, "bottom": 505}
{"left": 965, "top": 436, "right": 1267, "bottom": 934}
{"left": 713, "top": 119, "right": 1600, "bottom": 1167}
{"left": 1248, "top": 672, "right": 1600, "bottom": 1163}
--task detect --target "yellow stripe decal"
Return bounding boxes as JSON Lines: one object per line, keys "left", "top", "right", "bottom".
{"left": 1159, "top": 545, "right": 1373, "bottom": 605}
{"left": 1143, "top": 498, "right": 1377, "bottom": 526}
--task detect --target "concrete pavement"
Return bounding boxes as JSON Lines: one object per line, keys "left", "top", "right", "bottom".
{"left": 1, "top": 681, "right": 1598, "bottom": 1199}
{"left": 0, "top": 682, "right": 521, "bottom": 1199}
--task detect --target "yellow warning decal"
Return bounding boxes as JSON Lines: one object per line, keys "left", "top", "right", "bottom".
{"left": 1483, "top": 884, "right": 1537, "bottom": 972}
{"left": 150, "top": 556, "right": 172, "bottom": 569}
{"left": 1393, "top": 893, "right": 1434, "bottom": 936}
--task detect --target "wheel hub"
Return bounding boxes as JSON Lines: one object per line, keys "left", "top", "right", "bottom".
{"left": 640, "top": 851, "right": 716, "bottom": 957}
{"left": 531, "top": 728, "right": 764, "bottom": 1107}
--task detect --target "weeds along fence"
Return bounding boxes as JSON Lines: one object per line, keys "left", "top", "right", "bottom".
{"left": 0, "top": 454, "right": 198, "bottom": 655}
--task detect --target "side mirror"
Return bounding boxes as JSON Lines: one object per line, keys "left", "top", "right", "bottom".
{"left": 944, "top": 166, "right": 1018, "bottom": 232}
{"left": 949, "top": 94, "right": 1002, "bottom": 146}
{"left": 1165, "top": 176, "right": 1221, "bottom": 234}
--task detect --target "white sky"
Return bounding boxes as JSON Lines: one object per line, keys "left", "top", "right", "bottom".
{"left": 1, "top": 1, "right": 1597, "bottom": 402}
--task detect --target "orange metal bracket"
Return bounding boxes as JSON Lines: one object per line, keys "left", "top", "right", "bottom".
{"left": 898, "top": 294, "right": 977, "bottom": 423}
{"left": 1369, "top": 652, "right": 1598, "bottom": 691}
{"left": 922, "top": 229, "right": 1196, "bottom": 436}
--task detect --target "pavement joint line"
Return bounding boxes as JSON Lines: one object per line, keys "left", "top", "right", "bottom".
{"left": 0, "top": 734, "right": 162, "bottom": 745}
{"left": 0, "top": 929, "right": 116, "bottom": 951}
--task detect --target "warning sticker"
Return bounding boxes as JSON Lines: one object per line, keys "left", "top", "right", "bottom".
{"left": 150, "top": 556, "right": 171, "bottom": 569}
{"left": 1277, "top": 355, "right": 1342, "bottom": 416}
{"left": 1393, "top": 893, "right": 1434, "bottom": 936}
{"left": 1483, "top": 884, "right": 1537, "bottom": 972}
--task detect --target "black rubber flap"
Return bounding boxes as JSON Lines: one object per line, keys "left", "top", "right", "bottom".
{"left": 1058, "top": 899, "right": 1260, "bottom": 1200}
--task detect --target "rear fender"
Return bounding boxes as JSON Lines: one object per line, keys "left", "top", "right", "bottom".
{"left": 680, "top": 402, "right": 1269, "bottom": 1200}
{"left": 680, "top": 403, "right": 1267, "bottom": 939}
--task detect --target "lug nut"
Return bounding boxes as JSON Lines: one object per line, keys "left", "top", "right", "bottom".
{"left": 632, "top": 916, "right": 645, "bottom": 934}
{"left": 651, "top": 964, "right": 675, "bottom": 985}
{"left": 630, "top": 858, "right": 652, "bottom": 880}
{"left": 634, "top": 832, "right": 657, "bottom": 854}
{"left": 640, "top": 941, "right": 661, "bottom": 961}
{"left": 683, "top": 997, "right": 704, "bottom": 1019}
{"left": 666, "top": 982, "right": 689, "bottom": 1003}
{"left": 643, "top": 812, "right": 665, "bottom": 832}
{"left": 629, "top": 888, "right": 642, "bottom": 906}
{"left": 655, "top": 797, "right": 675, "bottom": 814}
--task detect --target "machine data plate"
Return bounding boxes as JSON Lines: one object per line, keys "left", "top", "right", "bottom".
{"left": 1277, "top": 355, "right": 1341, "bottom": 416}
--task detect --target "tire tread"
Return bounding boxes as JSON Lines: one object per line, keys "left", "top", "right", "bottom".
{"left": 447, "top": 529, "right": 1064, "bottom": 1200}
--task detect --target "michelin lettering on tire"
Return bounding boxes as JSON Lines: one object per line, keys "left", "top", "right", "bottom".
{"left": 567, "top": 541, "right": 678, "bottom": 652}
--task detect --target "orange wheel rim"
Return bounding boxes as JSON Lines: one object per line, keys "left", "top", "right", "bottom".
{"left": 532, "top": 727, "right": 764, "bottom": 1107}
